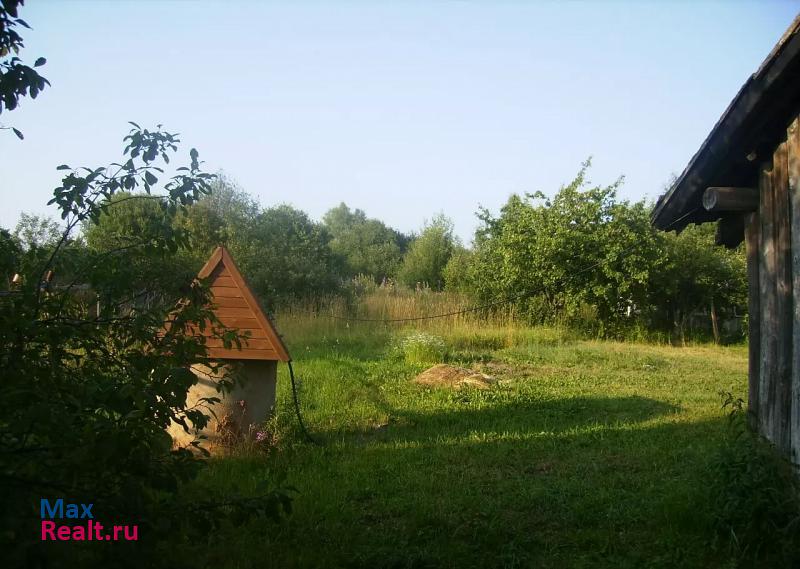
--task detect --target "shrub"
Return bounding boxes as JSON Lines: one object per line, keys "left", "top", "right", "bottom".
{"left": 392, "top": 331, "right": 448, "bottom": 365}
{"left": 347, "top": 273, "right": 380, "bottom": 296}
{"left": 1, "top": 125, "right": 292, "bottom": 568}
{"left": 398, "top": 214, "right": 456, "bottom": 291}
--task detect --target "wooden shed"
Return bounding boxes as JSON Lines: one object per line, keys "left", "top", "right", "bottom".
{"left": 168, "top": 246, "right": 290, "bottom": 447}
{"left": 652, "top": 15, "right": 800, "bottom": 466}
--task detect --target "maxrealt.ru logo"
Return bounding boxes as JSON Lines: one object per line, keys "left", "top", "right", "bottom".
{"left": 40, "top": 499, "right": 138, "bottom": 541}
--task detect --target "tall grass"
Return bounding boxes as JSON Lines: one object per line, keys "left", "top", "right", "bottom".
{"left": 272, "top": 287, "right": 706, "bottom": 352}
{"left": 276, "top": 286, "right": 520, "bottom": 327}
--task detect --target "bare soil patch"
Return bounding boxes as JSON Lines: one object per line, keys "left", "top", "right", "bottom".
{"left": 413, "top": 364, "right": 497, "bottom": 389}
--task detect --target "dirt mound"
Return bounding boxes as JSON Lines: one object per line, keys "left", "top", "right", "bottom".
{"left": 413, "top": 364, "right": 496, "bottom": 389}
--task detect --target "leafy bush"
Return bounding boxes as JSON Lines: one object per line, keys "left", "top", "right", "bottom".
{"left": 398, "top": 214, "right": 456, "bottom": 291}
{"left": 1, "top": 0, "right": 49, "bottom": 140}
{"left": 392, "top": 331, "right": 448, "bottom": 365}
{"left": 347, "top": 273, "right": 380, "bottom": 296}
{"left": 323, "top": 202, "right": 409, "bottom": 281}
{"left": 1, "top": 125, "right": 292, "bottom": 568}
{"left": 707, "top": 393, "right": 800, "bottom": 566}
{"left": 442, "top": 246, "right": 473, "bottom": 293}
{"left": 462, "top": 160, "right": 747, "bottom": 340}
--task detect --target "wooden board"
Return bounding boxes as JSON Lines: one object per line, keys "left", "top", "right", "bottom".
{"left": 212, "top": 276, "right": 237, "bottom": 288}
{"left": 214, "top": 307, "right": 255, "bottom": 318}
{"left": 745, "top": 212, "right": 761, "bottom": 430}
{"left": 210, "top": 286, "right": 244, "bottom": 298}
{"left": 773, "top": 140, "right": 792, "bottom": 455}
{"left": 235, "top": 328, "right": 268, "bottom": 339}
{"left": 789, "top": 114, "right": 800, "bottom": 465}
{"left": 759, "top": 160, "right": 778, "bottom": 440}
{"left": 202, "top": 337, "right": 276, "bottom": 351}
{"left": 215, "top": 316, "right": 260, "bottom": 329}
{"left": 187, "top": 326, "right": 267, "bottom": 340}
{"left": 201, "top": 347, "right": 280, "bottom": 360}
{"left": 213, "top": 296, "right": 250, "bottom": 309}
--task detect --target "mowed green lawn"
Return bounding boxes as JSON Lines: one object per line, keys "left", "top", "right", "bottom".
{"left": 197, "top": 325, "right": 748, "bottom": 568}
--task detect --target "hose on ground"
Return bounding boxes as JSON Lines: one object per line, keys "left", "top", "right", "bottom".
{"left": 287, "top": 360, "right": 320, "bottom": 445}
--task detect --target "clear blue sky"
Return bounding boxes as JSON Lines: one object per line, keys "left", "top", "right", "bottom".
{"left": 1, "top": 1, "right": 797, "bottom": 243}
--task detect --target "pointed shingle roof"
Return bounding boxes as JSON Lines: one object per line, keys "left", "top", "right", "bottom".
{"left": 196, "top": 246, "right": 290, "bottom": 361}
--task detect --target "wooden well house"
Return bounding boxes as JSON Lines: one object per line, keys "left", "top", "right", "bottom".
{"left": 168, "top": 246, "right": 290, "bottom": 447}
{"left": 652, "top": 15, "right": 800, "bottom": 466}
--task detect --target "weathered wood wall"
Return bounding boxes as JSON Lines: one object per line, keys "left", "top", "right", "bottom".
{"left": 745, "top": 211, "right": 760, "bottom": 431}
{"left": 749, "top": 113, "right": 800, "bottom": 465}
{"left": 790, "top": 117, "right": 800, "bottom": 466}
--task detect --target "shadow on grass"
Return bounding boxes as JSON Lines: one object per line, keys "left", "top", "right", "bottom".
{"left": 321, "top": 394, "right": 681, "bottom": 444}
{"left": 330, "top": 416, "right": 728, "bottom": 569}
{"left": 209, "top": 412, "right": 730, "bottom": 569}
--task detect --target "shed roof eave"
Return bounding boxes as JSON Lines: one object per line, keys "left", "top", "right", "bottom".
{"left": 651, "top": 14, "right": 800, "bottom": 231}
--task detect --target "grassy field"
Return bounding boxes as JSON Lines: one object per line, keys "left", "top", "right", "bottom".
{"left": 196, "top": 309, "right": 749, "bottom": 568}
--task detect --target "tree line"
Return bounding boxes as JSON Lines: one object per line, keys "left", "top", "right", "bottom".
{"left": 4, "top": 160, "right": 746, "bottom": 342}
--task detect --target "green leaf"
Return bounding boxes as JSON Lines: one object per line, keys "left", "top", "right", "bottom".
{"left": 145, "top": 171, "right": 158, "bottom": 185}
{"left": 34, "top": 57, "right": 46, "bottom": 67}
{"left": 12, "top": 128, "right": 23, "bottom": 140}
{"left": 56, "top": 164, "right": 70, "bottom": 170}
